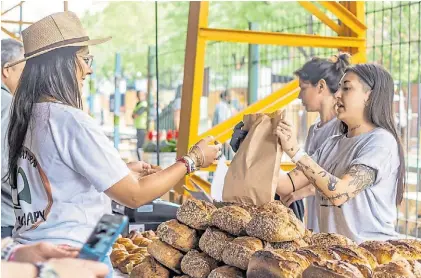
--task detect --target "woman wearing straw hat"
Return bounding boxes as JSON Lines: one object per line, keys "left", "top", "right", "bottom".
{"left": 4, "top": 11, "right": 222, "bottom": 274}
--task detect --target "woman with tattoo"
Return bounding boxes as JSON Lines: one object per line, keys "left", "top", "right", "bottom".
{"left": 230, "top": 53, "right": 350, "bottom": 225}
{"left": 275, "top": 63, "right": 405, "bottom": 243}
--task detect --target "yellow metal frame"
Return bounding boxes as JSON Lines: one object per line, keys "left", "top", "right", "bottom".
{"left": 178, "top": 1, "right": 367, "bottom": 195}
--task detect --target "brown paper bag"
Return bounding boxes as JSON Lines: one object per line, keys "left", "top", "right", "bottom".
{"left": 222, "top": 110, "right": 285, "bottom": 205}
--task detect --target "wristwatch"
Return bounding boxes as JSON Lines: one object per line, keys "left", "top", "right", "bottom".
{"left": 34, "top": 262, "right": 59, "bottom": 278}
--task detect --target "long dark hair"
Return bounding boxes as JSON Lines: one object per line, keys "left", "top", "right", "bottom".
{"left": 294, "top": 53, "right": 351, "bottom": 94}
{"left": 343, "top": 64, "right": 406, "bottom": 205}
{"left": 5, "top": 46, "right": 83, "bottom": 188}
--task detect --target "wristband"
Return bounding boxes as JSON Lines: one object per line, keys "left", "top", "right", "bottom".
{"left": 176, "top": 155, "right": 197, "bottom": 174}
{"left": 34, "top": 262, "right": 59, "bottom": 278}
{"left": 1, "top": 237, "right": 21, "bottom": 261}
{"left": 291, "top": 148, "right": 308, "bottom": 164}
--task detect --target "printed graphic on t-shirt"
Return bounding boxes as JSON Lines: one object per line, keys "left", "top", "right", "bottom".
{"left": 13, "top": 147, "right": 53, "bottom": 231}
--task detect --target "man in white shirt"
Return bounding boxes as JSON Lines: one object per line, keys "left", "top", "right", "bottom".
{"left": 1, "top": 39, "right": 25, "bottom": 238}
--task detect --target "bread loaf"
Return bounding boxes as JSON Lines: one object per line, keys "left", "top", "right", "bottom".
{"left": 118, "top": 253, "right": 148, "bottom": 274}
{"left": 302, "top": 260, "right": 365, "bottom": 278}
{"left": 157, "top": 219, "right": 198, "bottom": 252}
{"left": 246, "top": 209, "right": 305, "bottom": 242}
{"left": 147, "top": 239, "right": 184, "bottom": 273}
{"left": 142, "top": 230, "right": 157, "bottom": 240}
{"left": 372, "top": 260, "right": 416, "bottom": 278}
{"left": 199, "top": 227, "right": 234, "bottom": 261}
{"left": 360, "top": 241, "right": 402, "bottom": 265}
{"left": 329, "top": 245, "right": 378, "bottom": 269}
{"left": 222, "top": 236, "right": 264, "bottom": 270}
{"left": 129, "top": 256, "right": 170, "bottom": 278}
{"left": 211, "top": 206, "right": 252, "bottom": 236}
{"left": 208, "top": 266, "right": 245, "bottom": 278}
{"left": 113, "top": 243, "right": 126, "bottom": 251}
{"left": 176, "top": 199, "right": 216, "bottom": 230}
{"left": 247, "top": 250, "right": 309, "bottom": 278}
{"left": 310, "top": 233, "right": 356, "bottom": 247}
{"left": 129, "top": 246, "right": 148, "bottom": 255}
{"left": 116, "top": 238, "right": 139, "bottom": 252}
{"left": 180, "top": 250, "right": 219, "bottom": 278}
{"left": 388, "top": 239, "right": 421, "bottom": 252}
{"left": 268, "top": 237, "right": 310, "bottom": 251}
{"left": 296, "top": 245, "right": 341, "bottom": 263}
{"left": 387, "top": 240, "right": 421, "bottom": 261}
{"left": 259, "top": 201, "right": 290, "bottom": 214}
{"left": 213, "top": 201, "right": 259, "bottom": 216}
{"left": 132, "top": 236, "right": 153, "bottom": 247}
{"left": 111, "top": 249, "right": 129, "bottom": 268}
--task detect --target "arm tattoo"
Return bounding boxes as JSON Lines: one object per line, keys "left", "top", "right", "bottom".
{"left": 297, "top": 161, "right": 315, "bottom": 174}
{"left": 318, "top": 171, "right": 327, "bottom": 177}
{"left": 328, "top": 175, "right": 339, "bottom": 191}
{"left": 321, "top": 192, "right": 351, "bottom": 206}
{"left": 347, "top": 164, "right": 376, "bottom": 196}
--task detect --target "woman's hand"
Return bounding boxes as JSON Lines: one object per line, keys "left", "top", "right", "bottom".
{"left": 274, "top": 119, "right": 299, "bottom": 158}
{"left": 127, "top": 161, "right": 161, "bottom": 178}
{"left": 46, "top": 258, "right": 109, "bottom": 278}
{"left": 12, "top": 242, "right": 78, "bottom": 263}
{"left": 281, "top": 185, "right": 315, "bottom": 207}
{"left": 189, "top": 136, "right": 222, "bottom": 168}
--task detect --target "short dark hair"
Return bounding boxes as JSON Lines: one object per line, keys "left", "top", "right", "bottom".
{"left": 1, "top": 39, "right": 23, "bottom": 69}
{"left": 294, "top": 53, "right": 351, "bottom": 94}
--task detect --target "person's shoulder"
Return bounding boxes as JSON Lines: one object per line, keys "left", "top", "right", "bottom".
{"left": 365, "top": 128, "right": 397, "bottom": 147}
{"left": 41, "top": 103, "right": 97, "bottom": 129}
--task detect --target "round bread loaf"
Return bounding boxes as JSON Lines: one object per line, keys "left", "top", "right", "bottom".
{"left": 222, "top": 236, "right": 263, "bottom": 270}
{"left": 211, "top": 206, "right": 251, "bottom": 236}
{"left": 246, "top": 209, "right": 305, "bottom": 242}
{"left": 329, "top": 245, "right": 378, "bottom": 270}
{"left": 359, "top": 241, "right": 402, "bottom": 265}
{"left": 199, "top": 227, "right": 234, "bottom": 261}
{"left": 176, "top": 199, "right": 216, "bottom": 230}
{"left": 302, "top": 260, "right": 365, "bottom": 278}
{"left": 296, "top": 245, "right": 342, "bottom": 263}
{"left": 213, "top": 201, "right": 259, "bottom": 217}
{"left": 372, "top": 260, "right": 416, "bottom": 278}
{"left": 311, "top": 233, "right": 356, "bottom": 247}
{"left": 258, "top": 201, "right": 290, "bottom": 214}
{"left": 129, "top": 256, "right": 170, "bottom": 278}
{"left": 267, "top": 237, "right": 310, "bottom": 251}
{"left": 208, "top": 266, "right": 245, "bottom": 278}
{"left": 180, "top": 250, "right": 219, "bottom": 278}
{"left": 386, "top": 240, "right": 421, "bottom": 261}
{"left": 247, "top": 250, "right": 310, "bottom": 278}
{"left": 147, "top": 239, "right": 184, "bottom": 274}
{"left": 157, "top": 219, "right": 198, "bottom": 252}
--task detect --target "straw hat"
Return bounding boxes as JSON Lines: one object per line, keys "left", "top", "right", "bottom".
{"left": 6, "top": 11, "right": 111, "bottom": 68}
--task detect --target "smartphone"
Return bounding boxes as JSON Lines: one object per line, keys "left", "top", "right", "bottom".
{"left": 78, "top": 214, "right": 128, "bottom": 262}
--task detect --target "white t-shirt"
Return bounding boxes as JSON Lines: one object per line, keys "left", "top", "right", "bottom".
{"left": 12, "top": 102, "right": 130, "bottom": 247}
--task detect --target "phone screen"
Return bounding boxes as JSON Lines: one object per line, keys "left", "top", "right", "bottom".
{"left": 78, "top": 214, "right": 128, "bottom": 261}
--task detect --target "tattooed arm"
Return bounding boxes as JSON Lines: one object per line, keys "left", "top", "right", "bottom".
{"left": 293, "top": 155, "right": 376, "bottom": 206}
{"left": 274, "top": 118, "right": 376, "bottom": 206}
{"left": 276, "top": 168, "right": 311, "bottom": 197}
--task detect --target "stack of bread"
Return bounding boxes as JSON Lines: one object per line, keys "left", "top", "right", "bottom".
{"left": 119, "top": 199, "right": 421, "bottom": 278}
{"left": 110, "top": 230, "right": 158, "bottom": 275}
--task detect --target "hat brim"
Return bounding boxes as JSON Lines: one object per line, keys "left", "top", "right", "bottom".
{"left": 6, "top": 36, "right": 112, "bottom": 68}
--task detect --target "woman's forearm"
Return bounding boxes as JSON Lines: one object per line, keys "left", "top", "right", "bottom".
{"left": 2, "top": 262, "right": 37, "bottom": 278}
{"left": 294, "top": 155, "right": 350, "bottom": 206}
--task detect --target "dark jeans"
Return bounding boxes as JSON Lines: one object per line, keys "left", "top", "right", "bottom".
{"left": 1, "top": 226, "right": 13, "bottom": 238}
{"left": 136, "top": 129, "right": 146, "bottom": 160}
{"left": 275, "top": 194, "right": 305, "bottom": 222}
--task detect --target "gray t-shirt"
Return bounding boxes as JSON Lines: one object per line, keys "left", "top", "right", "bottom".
{"left": 311, "top": 128, "right": 400, "bottom": 243}
{"left": 1, "top": 83, "right": 14, "bottom": 227}
{"left": 304, "top": 117, "right": 341, "bottom": 232}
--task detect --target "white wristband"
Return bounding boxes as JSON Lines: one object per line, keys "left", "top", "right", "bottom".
{"left": 291, "top": 148, "right": 308, "bottom": 163}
